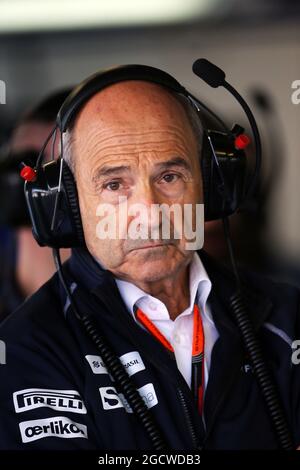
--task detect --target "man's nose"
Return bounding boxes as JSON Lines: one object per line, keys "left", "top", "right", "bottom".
{"left": 132, "top": 179, "right": 160, "bottom": 207}
{"left": 129, "top": 180, "right": 163, "bottom": 236}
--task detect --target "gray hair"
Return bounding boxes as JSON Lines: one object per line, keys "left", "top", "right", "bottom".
{"left": 62, "top": 91, "right": 204, "bottom": 176}
{"left": 176, "top": 93, "right": 204, "bottom": 153}
{"left": 62, "top": 127, "right": 75, "bottom": 173}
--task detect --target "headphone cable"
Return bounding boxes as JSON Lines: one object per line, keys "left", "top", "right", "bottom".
{"left": 53, "top": 248, "right": 169, "bottom": 451}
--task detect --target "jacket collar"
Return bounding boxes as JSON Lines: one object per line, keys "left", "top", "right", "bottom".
{"left": 198, "top": 249, "right": 273, "bottom": 332}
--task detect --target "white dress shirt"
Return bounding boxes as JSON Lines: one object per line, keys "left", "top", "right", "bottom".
{"left": 115, "top": 253, "right": 219, "bottom": 391}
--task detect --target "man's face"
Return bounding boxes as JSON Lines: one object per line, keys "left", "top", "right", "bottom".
{"left": 72, "top": 81, "right": 203, "bottom": 283}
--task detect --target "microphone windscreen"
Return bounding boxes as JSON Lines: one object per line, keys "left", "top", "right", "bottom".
{"left": 192, "top": 59, "right": 226, "bottom": 88}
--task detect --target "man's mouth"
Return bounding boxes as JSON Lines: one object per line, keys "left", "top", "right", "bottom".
{"left": 131, "top": 243, "right": 170, "bottom": 251}
{"left": 137, "top": 244, "right": 166, "bottom": 250}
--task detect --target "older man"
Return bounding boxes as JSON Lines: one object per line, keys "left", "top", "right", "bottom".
{"left": 64, "top": 80, "right": 203, "bottom": 320}
{"left": 0, "top": 68, "right": 299, "bottom": 451}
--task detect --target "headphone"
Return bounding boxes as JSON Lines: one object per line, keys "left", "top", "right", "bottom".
{"left": 21, "top": 60, "right": 295, "bottom": 450}
{"left": 23, "top": 62, "right": 252, "bottom": 248}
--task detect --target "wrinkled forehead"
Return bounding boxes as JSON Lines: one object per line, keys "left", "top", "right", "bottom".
{"left": 66, "top": 80, "right": 200, "bottom": 175}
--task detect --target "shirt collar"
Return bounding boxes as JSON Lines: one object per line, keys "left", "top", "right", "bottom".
{"left": 189, "top": 251, "right": 213, "bottom": 322}
{"left": 115, "top": 252, "right": 212, "bottom": 322}
{"left": 67, "top": 248, "right": 273, "bottom": 334}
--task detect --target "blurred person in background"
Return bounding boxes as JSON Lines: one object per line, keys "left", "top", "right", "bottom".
{"left": 0, "top": 89, "right": 72, "bottom": 321}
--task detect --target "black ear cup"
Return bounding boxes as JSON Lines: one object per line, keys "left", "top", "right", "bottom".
{"left": 25, "top": 159, "right": 85, "bottom": 248}
{"left": 201, "top": 130, "right": 246, "bottom": 221}
{"left": 61, "top": 162, "right": 85, "bottom": 246}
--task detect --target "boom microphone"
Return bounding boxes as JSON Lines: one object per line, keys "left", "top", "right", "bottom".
{"left": 193, "top": 58, "right": 262, "bottom": 200}
{"left": 192, "top": 58, "right": 226, "bottom": 88}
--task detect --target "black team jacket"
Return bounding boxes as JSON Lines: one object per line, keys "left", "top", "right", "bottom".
{"left": 0, "top": 248, "right": 299, "bottom": 450}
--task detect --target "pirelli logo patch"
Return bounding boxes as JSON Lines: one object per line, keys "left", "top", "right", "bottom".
{"left": 13, "top": 389, "right": 87, "bottom": 414}
{"left": 19, "top": 416, "right": 88, "bottom": 443}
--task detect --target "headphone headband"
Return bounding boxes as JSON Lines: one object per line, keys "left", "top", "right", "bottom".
{"left": 57, "top": 64, "right": 187, "bottom": 132}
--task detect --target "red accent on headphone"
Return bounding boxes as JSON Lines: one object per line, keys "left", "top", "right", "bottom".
{"left": 20, "top": 165, "right": 37, "bottom": 182}
{"left": 234, "top": 134, "right": 250, "bottom": 150}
